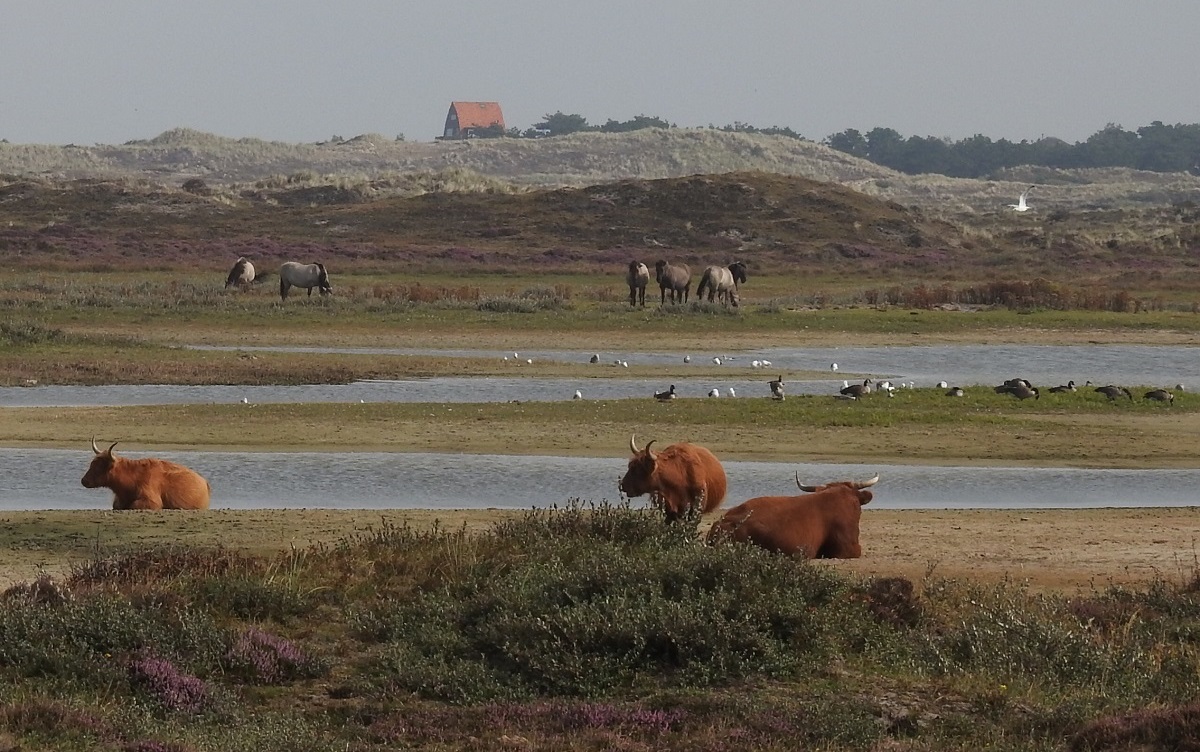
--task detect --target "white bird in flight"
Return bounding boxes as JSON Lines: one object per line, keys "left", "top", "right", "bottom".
{"left": 1008, "top": 186, "right": 1034, "bottom": 212}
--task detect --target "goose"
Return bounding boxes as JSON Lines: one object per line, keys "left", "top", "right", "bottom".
{"left": 936, "top": 380, "right": 948, "bottom": 389}
{"left": 1007, "top": 186, "right": 1034, "bottom": 212}
{"left": 1144, "top": 388, "right": 1174, "bottom": 404}
{"left": 945, "top": 387, "right": 964, "bottom": 397}
{"left": 1095, "top": 384, "right": 1133, "bottom": 401}
{"left": 1048, "top": 380, "right": 1077, "bottom": 393}
{"left": 768, "top": 375, "right": 785, "bottom": 400}
{"left": 654, "top": 385, "right": 677, "bottom": 401}
{"left": 1005, "top": 383, "right": 1040, "bottom": 400}
{"left": 841, "top": 378, "right": 873, "bottom": 398}
{"left": 994, "top": 378, "right": 1034, "bottom": 395}
{"left": 589, "top": 354, "right": 600, "bottom": 364}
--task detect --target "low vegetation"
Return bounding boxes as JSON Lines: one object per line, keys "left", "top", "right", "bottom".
{"left": 2, "top": 504, "right": 1199, "bottom": 751}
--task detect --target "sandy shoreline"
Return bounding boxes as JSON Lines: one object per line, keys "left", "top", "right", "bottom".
{"left": 3, "top": 507, "right": 1198, "bottom": 594}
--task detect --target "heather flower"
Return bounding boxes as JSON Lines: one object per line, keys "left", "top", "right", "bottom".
{"left": 226, "top": 628, "right": 318, "bottom": 684}
{"left": 127, "top": 653, "right": 209, "bottom": 714}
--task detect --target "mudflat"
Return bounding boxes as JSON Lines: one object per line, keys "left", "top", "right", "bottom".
{"left": 4, "top": 507, "right": 1198, "bottom": 594}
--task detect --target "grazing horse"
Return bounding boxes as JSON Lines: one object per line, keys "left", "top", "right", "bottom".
{"left": 224, "top": 257, "right": 255, "bottom": 290}
{"left": 626, "top": 261, "right": 650, "bottom": 306}
{"left": 696, "top": 261, "right": 747, "bottom": 306}
{"left": 279, "top": 261, "right": 333, "bottom": 301}
{"left": 654, "top": 260, "right": 691, "bottom": 305}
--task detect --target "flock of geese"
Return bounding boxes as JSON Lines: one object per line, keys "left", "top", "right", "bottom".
{"left": 646, "top": 376, "right": 1180, "bottom": 404}
{"left": 971, "top": 378, "right": 1177, "bottom": 403}
{"left": 577, "top": 350, "right": 1180, "bottom": 405}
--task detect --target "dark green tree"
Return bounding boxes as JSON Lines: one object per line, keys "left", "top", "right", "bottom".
{"left": 825, "top": 129, "right": 869, "bottom": 158}
{"left": 599, "top": 114, "right": 673, "bottom": 133}
{"left": 534, "top": 112, "right": 592, "bottom": 136}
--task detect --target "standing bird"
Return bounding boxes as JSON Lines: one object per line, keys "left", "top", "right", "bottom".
{"left": 768, "top": 375, "right": 785, "bottom": 401}
{"left": 728, "top": 387, "right": 736, "bottom": 398}
{"left": 573, "top": 390, "right": 583, "bottom": 400}
{"left": 841, "top": 378, "right": 873, "bottom": 398}
{"left": 655, "top": 385, "right": 677, "bottom": 401}
{"left": 1095, "top": 385, "right": 1134, "bottom": 401}
{"left": 1144, "top": 388, "right": 1174, "bottom": 404}
{"left": 708, "top": 388, "right": 721, "bottom": 398}
{"left": 1007, "top": 186, "right": 1034, "bottom": 212}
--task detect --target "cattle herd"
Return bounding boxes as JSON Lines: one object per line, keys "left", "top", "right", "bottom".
{"left": 79, "top": 430, "right": 873, "bottom": 560}
{"left": 618, "top": 434, "right": 875, "bottom": 559}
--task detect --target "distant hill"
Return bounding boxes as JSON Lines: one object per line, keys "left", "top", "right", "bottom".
{"left": 4, "top": 127, "right": 1199, "bottom": 215}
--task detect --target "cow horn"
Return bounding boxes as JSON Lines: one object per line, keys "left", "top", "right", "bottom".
{"left": 91, "top": 436, "right": 100, "bottom": 455}
{"left": 645, "top": 440, "right": 656, "bottom": 457}
{"left": 854, "top": 474, "right": 880, "bottom": 489}
{"left": 795, "top": 472, "right": 819, "bottom": 493}
{"left": 629, "top": 434, "right": 640, "bottom": 454}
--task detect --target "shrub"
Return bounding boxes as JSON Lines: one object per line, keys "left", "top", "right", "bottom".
{"left": 354, "top": 503, "right": 888, "bottom": 702}
{"left": 0, "top": 319, "right": 62, "bottom": 345}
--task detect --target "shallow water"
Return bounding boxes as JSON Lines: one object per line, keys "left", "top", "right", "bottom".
{"left": 10, "top": 449, "right": 1199, "bottom": 512}
{"left": 1, "top": 344, "right": 1194, "bottom": 407}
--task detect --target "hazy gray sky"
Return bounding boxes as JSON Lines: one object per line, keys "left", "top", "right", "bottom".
{"left": 3, "top": 1, "right": 1196, "bottom": 145}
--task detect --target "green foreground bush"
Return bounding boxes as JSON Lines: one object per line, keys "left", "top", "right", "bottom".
{"left": 1, "top": 503, "right": 1199, "bottom": 751}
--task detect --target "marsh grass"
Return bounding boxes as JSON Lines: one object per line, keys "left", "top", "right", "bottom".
{"left": 3, "top": 273, "right": 1199, "bottom": 357}
{"left": 2, "top": 387, "right": 1196, "bottom": 467}
{"left": 2, "top": 504, "right": 1199, "bottom": 750}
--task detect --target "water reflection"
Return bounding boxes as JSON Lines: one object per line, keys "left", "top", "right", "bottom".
{"left": 6, "top": 448, "right": 1198, "bottom": 512}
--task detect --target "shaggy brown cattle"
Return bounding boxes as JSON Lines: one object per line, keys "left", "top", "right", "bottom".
{"left": 708, "top": 473, "right": 878, "bottom": 559}
{"left": 618, "top": 435, "right": 727, "bottom": 522}
{"left": 81, "top": 438, "right": 211, "bottom": 510}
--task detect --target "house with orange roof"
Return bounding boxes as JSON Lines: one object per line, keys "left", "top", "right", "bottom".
{"left": 442, "top": 102, "right": 506, "bottom": 139}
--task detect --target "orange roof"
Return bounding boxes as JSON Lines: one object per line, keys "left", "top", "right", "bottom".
{"left": 448, "top": 101, "right": 505, "bottom": 129}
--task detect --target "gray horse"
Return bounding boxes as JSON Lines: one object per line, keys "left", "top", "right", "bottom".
{"left": 224, "top": 257, "right": 255, "bottom": 290}
{"left": 654, "top": 259, "right": 691, "bottom": 305}
{"left": 626, "top": 261, "right": 650, "bottom": 306}
{"left": 696, "top": 261, "right": 747, "bottom": 306}
{"left": 279, "top": 261, "right": 333, "bottom": 301}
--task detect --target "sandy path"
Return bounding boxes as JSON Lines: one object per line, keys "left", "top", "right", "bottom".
{"left": 3, "top": 507, "right": 1199, "bottom": 594}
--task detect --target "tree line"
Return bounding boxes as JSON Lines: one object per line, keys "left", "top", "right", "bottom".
{"left": 494, "top": 113, "right": 1200, "bottom": 177}
{"left": 824, "top": 122, "right": 1200, "bottom": 177}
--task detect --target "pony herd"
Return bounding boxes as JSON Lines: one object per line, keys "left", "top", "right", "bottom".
{"left": 627, "top": 260, "right": 748, "bottom": 307}
{"left": 224, "top": 257, "right": 334, "bottom": 301}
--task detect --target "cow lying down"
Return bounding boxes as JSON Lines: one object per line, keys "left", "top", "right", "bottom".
{"left": 81, "top": 438, "right": 211, "bottom": 510}
{"left": 708, "top": 473, "right": 878, "bottom": 559}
